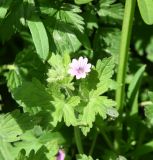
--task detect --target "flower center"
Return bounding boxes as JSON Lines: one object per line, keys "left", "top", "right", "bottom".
{"left": 77, "top": 67, "right": 84, "bottom": 74}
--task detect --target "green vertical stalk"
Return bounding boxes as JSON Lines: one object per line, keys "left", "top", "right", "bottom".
{"left": 116, "top": 0, "right": 136, "bottom": 112}
{"left": 74, "top": 127, "right": 84, "bottom": 154}
{"left": 89, "top": 131, "right": 98, "bottom": 155}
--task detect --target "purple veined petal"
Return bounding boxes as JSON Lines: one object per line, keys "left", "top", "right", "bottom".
{"left": 80, "top": 57, "right": 88, "bottom": 68}
{"left": 84, "top": 63, "right": 91, "bottom": 72}
{"left": 78, "top": 57, "right": 84, "bottom": 67}
{"left": 68, "top": 68, "right": 77, "bottom": 76}
{"left": 80, "top": 72, "right": 86, "bottom": 78}
{"left": 85, "top": 68, "right": 91, "bottom": 73}
{"left": 83, "top": 57, "right": 88, "bottom": 65}
{"left": 78, "top": 56, "right": 83, "bottom": 62}
{"left": 56, "top": 149, "right": 65, "bottom": 160}
{"left": 70, "top": 59, "right": 79, "bottom": 68}
{"left": 68, "top": 56, "right": 91, "bottom": 79}
{"left": 76, "top": 74, "right": 82, "bottom": 79}
{"left": 76, "top": 72, "right": 86, "bottom": 79}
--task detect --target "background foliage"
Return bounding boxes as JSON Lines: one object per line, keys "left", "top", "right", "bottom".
{"left": 1, "top": 0, "right": 153, "bottom": 160}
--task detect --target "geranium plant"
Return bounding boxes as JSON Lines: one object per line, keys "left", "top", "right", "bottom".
{"left": 1, "top": 0, "right": 153, "bottom": 160}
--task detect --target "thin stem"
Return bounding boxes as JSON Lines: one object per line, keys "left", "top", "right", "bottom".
{"left": 89, "top": 131, "right": 98, "bottom": 155}
{"left": 101, "top": 130, "right": 114, "bottom": 150}
{"left": 74, "top": 127, "right": 84, "bottom": 154}
{"left": 115, "top": 0, "right": 136, "bottom": 112}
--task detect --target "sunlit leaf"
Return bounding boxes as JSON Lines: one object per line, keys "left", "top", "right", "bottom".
{"left": 138, "top": 0, "right": 153, "bottom": 25}
{"left": 77, "top": 154, "right": 93, "bottom": 160}
{"left": 74, "top": 0, "right": 93, "bottom": 5}
{"left": 28, "top": 16, "right": 49, "bottom": 60}
{"left": 51, "top": 96, "right": 80, "bottom": 126}
{"left": 98, "top": 0, "right": 124, "bottom": 23}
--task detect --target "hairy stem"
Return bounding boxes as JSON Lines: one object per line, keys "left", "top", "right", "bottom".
{"left": 115, "top": 0, "right": 136, "bottom": 112}
{"left": 74, "top": 127, "right": 84, "bottom": 154}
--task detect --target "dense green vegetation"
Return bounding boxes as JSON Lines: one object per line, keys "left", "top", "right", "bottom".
{"left": 1, "top": 0, "right": 153, "bottom": 159}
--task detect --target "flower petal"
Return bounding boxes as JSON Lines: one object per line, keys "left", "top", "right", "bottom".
{"left": 68, "top": 56, "right": 91, "bottom": 79}
{"left": 84, "top": 63, "right": 91, "bottom": 72}
{"left": 68, "top": 69, "right": 77, "bottom": 76}
{"left": 57, "top": 149, "right": 65, "bottom": 160}
{"left": 70, "top": 59, "right": 79, "bottom": 68}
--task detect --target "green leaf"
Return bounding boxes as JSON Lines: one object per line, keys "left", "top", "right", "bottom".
{"left": 144, "top": 91, "right": 153, "bottom": 124}
{"left": 133, "top": 140, "right": 153, "bottom": 158}
{"left": 77, "top": 154, "right": 93, "bottom": 160}
{"left": 51, "top": 96, "right": 80, "bottom": 126}
{"left": 81, "top": 91, "right": 116, "bottom": 135}
{"left": 14, "top": 49, "right": 46, "bottom": 80}
{"left": 51, "top": 3, "right": 84, "bottom": 53}
{"left": 14, "top": 129, "right": 44, "bottom": 156}
{"left": 39, "top": 132, "right": 65, "bottom": 144}
{"left": 47, "top": 53, "right": 70, "bottom": 83}
{"left": 133, "top": 14, "right": 153, "bottom": 62}
{"left": 28, "top": 16, "right": 49, "bottom": 60}
{"left": 145, "top": 105, "right": 153, "bottom": 125}
{"left": 74, "top": 0, "right": 93, "bottom": 5}
{"left": 94, "top": 28, "right": 121, "bottom": 58}
{"left": 15, "top": 150, "right": 26, "bottom": 160}
{"left": 116, "top": 156, "right": 127, "bottom": 160}
{"left": 47, "top": 53, "right": 74, "bottom": 95}
{"left": 41, "top": 3, "right": 89, "bottom": 53}
{"left": 5, "top": 49, "right": 46, "bottom": 92}
{"left": 0, "top": 110, "right": 34, "bottom": 143}
{"left": 98, "top": 0, "right": 124, "bottom": 23}
{"left": 83, "top": 11, "right": 98, "bottom": 30}
{"left": 0, "top": 112, "right": 23, "bottom": 142}
{"left": 78, "top": 57, "right": 116, "bottom": 135}
{"left": 0, "top": 140, "right": 14, "bottom": 160}
{"left": 14, "top": 128, "right": 62, "bottom": 158}
{"left": 15, "top": 147, "right": 49, "bottom": 160}
{"left": 127, "top": 65, "right": 146, "bottom": 112}
{"left": 148, "top": 91, "right": 153, "bottom": 102}
{"left": 96, "top": 57, "right": 115, "bottom": 81}
{"left": 5, "top": 69, "right": 22, "bottom": 91}
{"left": 13, "top": 79, "right": 53, "bottom": 113}
{"left": 0, "top": 0, "right": 13, "bottom": 20}
{"left": 137, "top": 0, "right": 153, "bottom": 25}
{"left": 0, "top": 1, "right": 22, "bottom": 41}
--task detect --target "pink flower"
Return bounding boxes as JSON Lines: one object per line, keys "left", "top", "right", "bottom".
{"left": 56, "top": 149, "right": 65, "bottom": 160}
{"left": 68, "top": 57, "right": 91, "bottom": 79}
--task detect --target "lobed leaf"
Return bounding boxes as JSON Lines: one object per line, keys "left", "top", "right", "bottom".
{"left": 0, "top": 140, "right": 14, "bottom": 160}
{"left": 0, "top": 112, "right": 23, "bottom": 142}
{"left": 98, "top": 0, "right": 124, "bottom": 23}
{"left": 81, "top": 92, "right": 116, "bottom": 135}
{"left": 96, "top": 56, "right": 115, "bottom": 81}
{"left": 51, "top": 96, "right": 80, "bottom": 126}
{"left": 41, "top": 3, "right": 90, "bottom": 54}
